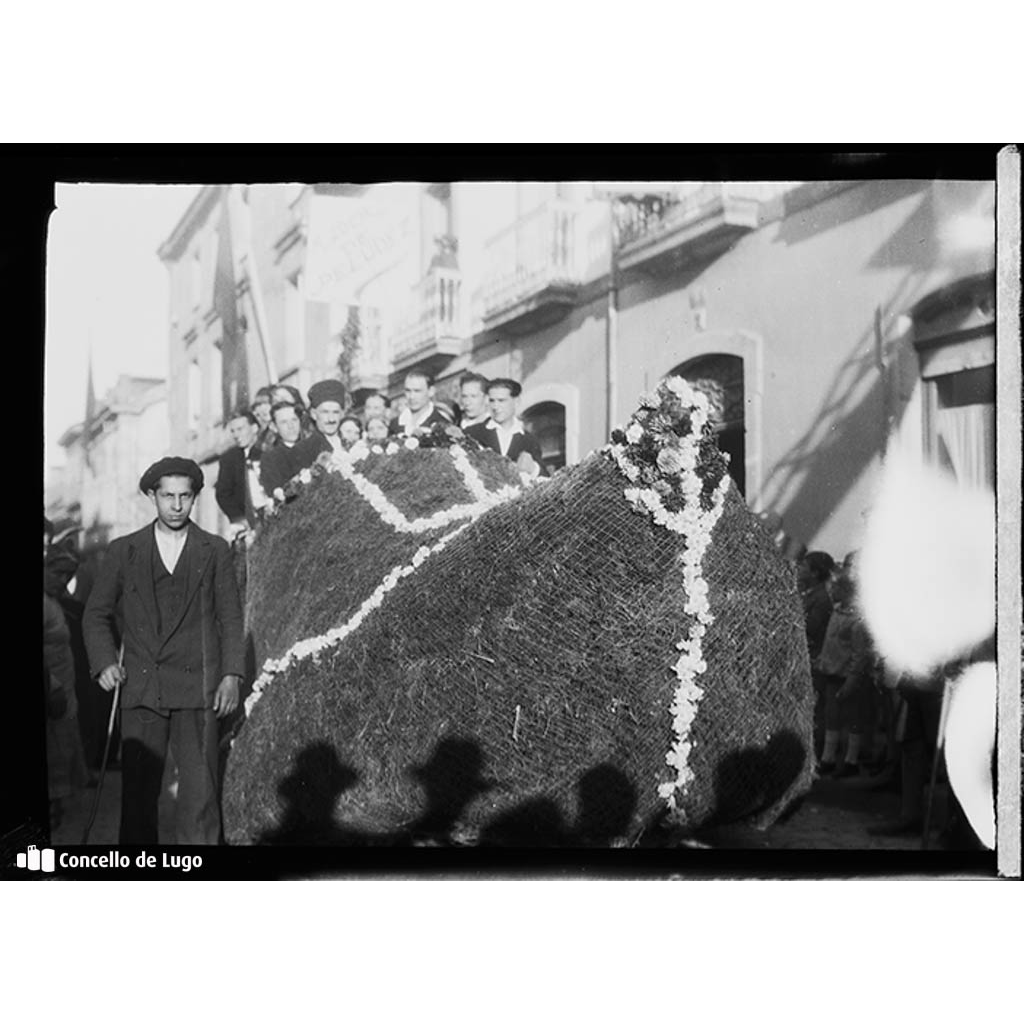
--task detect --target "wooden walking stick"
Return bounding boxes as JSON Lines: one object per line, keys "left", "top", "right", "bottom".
{"left": 81, "top": 646, "right": 123, "bottom": 845}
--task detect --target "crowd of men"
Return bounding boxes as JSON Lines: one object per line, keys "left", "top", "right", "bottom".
{"left": 39, "top": 369, "right": 546, "bottom": 846}
{"left": 214, "top": 369, "right": 546, "bottom": 535}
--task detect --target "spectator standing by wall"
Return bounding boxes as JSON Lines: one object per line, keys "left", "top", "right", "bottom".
{"left": 798, "top": 550, "right": 835, "bottom": 758}
{"left": 814, "top": 555, "right": 874, "bottom": 778}
{"left": 43, "top": 517, "right": 90, "bottom": 829}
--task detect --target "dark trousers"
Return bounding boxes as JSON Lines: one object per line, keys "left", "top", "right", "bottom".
{"left": 120, "top": 705, "right": 220, "bottom": 845}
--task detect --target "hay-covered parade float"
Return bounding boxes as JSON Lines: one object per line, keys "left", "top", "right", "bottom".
{"left": 222, "top": 378, "right": 815, "bottom": 846}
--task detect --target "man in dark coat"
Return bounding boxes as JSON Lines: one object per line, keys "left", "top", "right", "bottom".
{"left": 389, "top": 370, "right": 453, "bottom": 437}
{"left": 83, "top": 457, "right": 245, "bottom": 845}
{"left": 464, "top": 377, "right": 545, "bottom": 479}
{"left": 291, "top": 378, "right": 347, "bottom": 472}
{"left": 259, "top": 401, "right": 306, "bottom": 497}
{"left": 214, "top": 410, "right": 264, "bottom": 530}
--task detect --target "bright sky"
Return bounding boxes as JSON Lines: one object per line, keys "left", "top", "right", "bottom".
{"left": 44, "top": 183, "right": 201, "bottom": 481}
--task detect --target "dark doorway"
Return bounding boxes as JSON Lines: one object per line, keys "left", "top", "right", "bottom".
{"left": 522, "top": 400, "right": 567, "bottom": 474}
{"left": 668, "top": 353, "right": 745, "bottom": 495}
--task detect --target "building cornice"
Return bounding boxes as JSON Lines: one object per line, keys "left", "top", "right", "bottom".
{"left": 157, "top": 185, "right": 224, "bottom": 262}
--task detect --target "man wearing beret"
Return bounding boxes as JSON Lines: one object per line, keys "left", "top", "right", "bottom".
{"left": 83, "top": 457, "right": 245, "bottom": 845}
{"left": 291, "top": 378, "right": 348, "bottom": 472}
{"left": 464, "top": 378, "right": 545, "bottom": 480}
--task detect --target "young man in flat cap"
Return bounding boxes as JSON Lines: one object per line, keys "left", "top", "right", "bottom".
{"left": 291, "top": 378, "right": 348, "bottom": 471}
{"left": 83, "top": 457, "right": 245, "bottom": 845}
{"left": 464, "top": 378, "right": 545, "bottom": 480}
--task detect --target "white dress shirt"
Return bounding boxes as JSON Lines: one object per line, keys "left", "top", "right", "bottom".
{"left": 154, "top": 522, "right": 188, "bottom": 574}
{"left": 397, "top": 402, "right": 438, "bottom": 435}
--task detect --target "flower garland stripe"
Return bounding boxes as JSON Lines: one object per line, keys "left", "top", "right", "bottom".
{"left": 606, "top": 376, "right": 731, "bottom": 823}
{"left": 241, "top": 521, "right": 473, "bottom": 723}
{"left": 324, "top": 448, "right": 520, "bottom": 535}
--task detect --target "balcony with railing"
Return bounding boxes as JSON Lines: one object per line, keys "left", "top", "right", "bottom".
{"left": 480, "top": 200, "right": 607, "bottom": 334}
{"left": 614, "top": 184, "right": 764, "bottom": 275}
{"left": 390, "top": 265, "right": 466, "bottom": 375}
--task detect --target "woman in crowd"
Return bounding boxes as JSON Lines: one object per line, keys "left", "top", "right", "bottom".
{"left": 798, "top": 550, "right": 835, "bottom": 759}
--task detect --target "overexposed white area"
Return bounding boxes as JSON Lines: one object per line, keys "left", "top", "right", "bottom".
{"left": 44, "top": 183, "right": 200, "bottom": 483}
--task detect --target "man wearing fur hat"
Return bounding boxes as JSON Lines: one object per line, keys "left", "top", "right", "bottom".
{"left": 291, "top": 378, "right": 348, "bottom": 472}
{"left": 83, "top": 457, "right": 244, "bottom": 845}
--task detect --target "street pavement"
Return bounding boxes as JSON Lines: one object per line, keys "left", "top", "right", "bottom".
{"left": 54, "top": 763, "right": 930, "bottom": 852}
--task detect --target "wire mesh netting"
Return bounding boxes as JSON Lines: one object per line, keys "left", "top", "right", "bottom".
{"left": 223, "top": 415, "right": 814, "bottom": 847}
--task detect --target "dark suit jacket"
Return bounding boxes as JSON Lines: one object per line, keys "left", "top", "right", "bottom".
{"left": 291, "top": 430, "right": 334, "bottom": 473}
{"left": 83, "top": 522, "right": 245, "bottom": 711}
{"left": 388, "top": 406, "right": 452, "bottom": 437}
{"left": 215, "top": 444, "right": 261, "bottom": 523}
{"left": 464, "top": 422, "right": 545, "bottom": 470}
{"left": 259, "top": 441, "right": 303, "bottom": 495}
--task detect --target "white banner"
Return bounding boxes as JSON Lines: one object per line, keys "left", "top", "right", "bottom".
{"left": 302, "top": 185, "right": 420, "bottom": 304}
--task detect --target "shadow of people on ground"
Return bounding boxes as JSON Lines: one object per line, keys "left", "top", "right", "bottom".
{"left": 572, "top": 764, "right": 638, "bottom": 846}
{"left": 259, "top": 741, "right": 366, "bottom": 846}
{"left": 709, "top": 728, "right": 808, "bottom": 827}
{"left": 478, "top": 763, "right": 640, "bottom": 847}
{"left": 406, "top": 737, "right": 495, "bottom": 841}
{"left": 254, "top": 738, "right": 649, "bottom": 848}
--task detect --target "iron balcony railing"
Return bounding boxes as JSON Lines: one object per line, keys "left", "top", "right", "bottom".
{"left": 392, "top": 266, "right": 464, "bottom": 363}
{"left": 481, "top": 200, "right": 595, "bottom": 319}
{"left": 615, "top": 183, "right": 767, "bottom": 248}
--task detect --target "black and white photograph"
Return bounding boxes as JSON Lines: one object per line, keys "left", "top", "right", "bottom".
{"left": 16, "top": 150, "right": 1019, "bottom": 884}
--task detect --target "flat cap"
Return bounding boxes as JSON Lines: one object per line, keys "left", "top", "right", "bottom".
{"left": 307, "top": 379, "right": 347, "bottom": 409}
{"left": 139, "top": 456, "right": 204, "bottom": 494}
{"left": 486, "top": 377, "right": 522, "bottom": 398}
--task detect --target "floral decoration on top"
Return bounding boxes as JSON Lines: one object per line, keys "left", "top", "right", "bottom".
{"left": 606, "top": 376, "right": 729, "bottom": 516}
{"left": 605, "top": 376, "right": 733, "bottom": 822}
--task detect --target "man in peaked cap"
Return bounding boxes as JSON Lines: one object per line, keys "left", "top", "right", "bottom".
{"left": 83, "top": 456, "right": 244, "bottom": 845}
{"left": 291, "top": 378, "right": 348, "bottom": 474}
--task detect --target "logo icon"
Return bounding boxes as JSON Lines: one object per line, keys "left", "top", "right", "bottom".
{"left": 16, "top": 845, "right": 55, "bottom": 872}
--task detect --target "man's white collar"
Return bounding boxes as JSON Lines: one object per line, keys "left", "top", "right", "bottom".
{"left": 399, "top": 402, "right": 435, "bottom": 430}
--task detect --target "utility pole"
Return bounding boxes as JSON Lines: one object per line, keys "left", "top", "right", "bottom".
{"left": 227, "top": 185, "right": 278, "bottom": 384}
{"left": 605, "top": 199, "right": 619, "bottom": 438}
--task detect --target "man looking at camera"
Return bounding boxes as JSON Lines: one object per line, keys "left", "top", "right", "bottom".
{"left": 83, "top": 457, "right": 244, "bottom": 845}
{"left": 292, "top": 378, "right": 348, "bottom": 469}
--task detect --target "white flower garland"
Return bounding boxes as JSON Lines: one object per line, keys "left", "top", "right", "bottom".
{"left": 321, "top": 447, "right": 520, "bottom": 534}
{"left": 241, "top": 521, "right": 473, "bottom": 723}
{"left": 239, "top": 444, "right": 523, "bottom": 728}
{"left": 607, "top": 376, "right": 731, "bottom": 823}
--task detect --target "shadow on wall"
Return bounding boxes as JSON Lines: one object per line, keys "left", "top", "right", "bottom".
{"left": 758, "top": 269, "right": 922, "bottom": 550}
{"left": 776, "top": 180, "right": 926, "bottom": 249}
{"left": 255, "top": 737, "right": 641, "bottom": 848}
{"left": 764, "top": 183, "right": 994, "bottom": 550}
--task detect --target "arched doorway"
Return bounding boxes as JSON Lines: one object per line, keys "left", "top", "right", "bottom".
{"left": 667, "top": 353, "right": 746, "bottom": 495}
{"left": 522, "top": 400, "right": 566, "bottom": 474}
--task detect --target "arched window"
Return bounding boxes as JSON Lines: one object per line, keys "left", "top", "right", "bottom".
{"left": 667, "top": 353, "right": 745, "bottom": 495}
{"left": 522, "top": 400, "right": 566, "bottom": 474}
